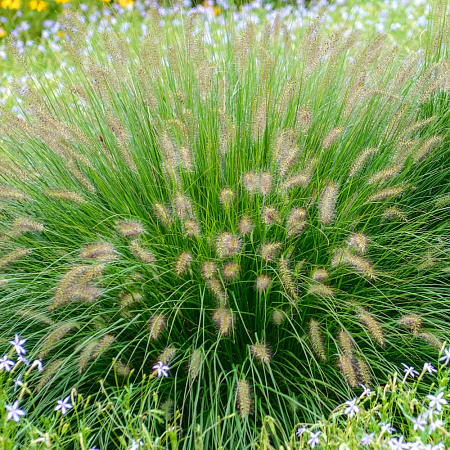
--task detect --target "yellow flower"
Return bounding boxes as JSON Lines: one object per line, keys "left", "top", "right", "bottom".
{"left": 118, "top": 0, "right": 133, "bottom": 7}
{"left": 55, "top": 0, "right": 68, "bottom": 3}
{"left": 0, "top": 28, "right": 6, "bottom": 38}
{"left": 1, "top": 0, "right": 20, "bottom": 9}
{"left": 29, "top": 0, "right": 47, "bottom": 10}
{"left": 213, "top": 5, "right": 220, "bottom": 15}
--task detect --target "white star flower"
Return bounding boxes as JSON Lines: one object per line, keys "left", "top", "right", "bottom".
{"left": 17, "top": 355, "right": 30, "bottom": 366}
{"left": 360, "top": 433, "right": 375, "bottom": 446}
{"left": 307, "top": 431, "right": 321, "bottom": 449}
{"left": 5, "top": 400, "right": 25, "bottom": 423}
{"left": 31, "top": 359, "right": 43, "bottom": 371}
{"left": 359, "top": 383, "right": 372, "bottom": 397}
{"left": 423, "top": 363, "right": 437, "bottom": 374}
{"left": 401, "top": 363, "right": 419, "bottom": 378}
{"left": 408, "top": 441, "right": 424, "bottom": 450}
{"left": 152, "top": 361, "right": 170, "bottom": 377}
{"left": 344, "top": 397, "right": 359, "bottom": 418}
{"left": 0, "top": 355, "right": 15, "bottom": 372}
{"left": 389, "top": 436, "right": 409, "bottom": 450}
{"left": 14, "top": 374, "right": 24, "bottom": 392}
{"left": 411, "top": 414, "right": 427, "bottom": 432}
{"left": 438, "top": 347, "right": 450, "bottom": 366}
{"left": 429, "top": 419, "right": 444, "bottom": 432}
{"left": 427, "top": 392, "right": 448, "bottom": 412}
{"left": 9, "top": 334, "right": 26, "bottom": 356}
{"left": 378, "top": 422, "right": 396, "bottom": 434}
{"left": 129, "top": 438, "right": 143, "bottom": 450}
{"left": 54, "top": 396, "right": 73, "bottom": 415}
{"left": 296, "top": 426, "right": 306, "bottom": 437}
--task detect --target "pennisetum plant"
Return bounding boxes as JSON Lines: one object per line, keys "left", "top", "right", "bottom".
{"left": 0, "top": 6, "right": 449, "bottom": 447}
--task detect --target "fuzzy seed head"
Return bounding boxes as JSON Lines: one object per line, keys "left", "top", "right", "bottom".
{"left": 114, "top": 360, "right": 131, "bottom": 378}
{"left": 0, "top": 248, "right": 32, "bottom": 269}
{"left": 338, "top": 355, "right": 358, "bottom": 388}
{"left": 81, "top": 243, "right": 117, "bottom": 261}
{"left": 255, "top": 274, "right": 272, "bottom": 292}
{"left": 319, "top": 182, "right": 339, "bottom": 225}
{"left": 323, "top": 126, "right": 343, "bottom": 149}
{"left": 0, "top": 186, "right": 28, "bottom": 201}
{"left": 281, "top": 172, "right": 310, "bottom": 191}
{"left": 399, "top": 314, "right": 422, "bottom": 335}
{"left": 308, "top": 319, "right": 327, "bottom": 362}
{"left": 219, "top": 188, "right": 235, "bottom": 209}
{"left": 271, "top": 309, "right": 285, "bottom": 326}
{"left": 183, "top": 219, "right": 201, "bottom": 238}
{"left": 238, "top": 215, "right": 253, "bottom": 236}
{"left": 307, "top": 283, "right": 334, "bottom": 297}
{"left": 261, "top": 206, "right": 281, "bottom": 226}
{"left": 179, "top": 146, "right": 193, "bottom": 172}
{"left": 250, "top": 342, "right": 272, "bottom": 364}
{"left": 158, "top": 346, "right": 177, "bottom": 364}
{"left": 148, "top": 314, "right": 166, "bottom": 341}
{"left": 348, "top": 233, "right": 368, "bottom": 254}
{"left": 355, "top": 358, "right": 371, "bottom": 387}
{"left": 201, "top": 261, "right": 217, "bottom": 280}
{"left": 348, "top": 148, "right": 378, "bottom": 178}
{"left": 39, "top": 322, "right": 79, "bottom": 358}
{"left": 44, "top": 189, "right": 87, "bottom": 203}
{"left": 188, "top": 348, "right": 202, "bottom": 380}
{"left": 119, "top": 291, "right": 142, "bottom": 309}
{"left": 223, "top": 262, "right": 240, "bottom": 281}
{"left": 115, "top": 220, "right": 144, "bottom": 238}
{"left": 154, "top": 203, "right": 173, "bottom": 227}
{"left": 279, "top": 257, "right": 298, "bottom": 300}
{"left": 216, "top": 232, "right": 242, "bottom": 259}
{"left": 331, "top": 248, "right": 376, "bottom": 280}
{"left": 413, "top": 136, "right": 443, "bottom": 163}
{"left": 36, "top": 359, "right": 62, "bottom": 392}
{"left": 243, "top": 172, "right": 258, "bottom": 196}
{"left": 358, "top": 310, "right": 384, "bottom": 346}
{"left": 11, "top": 217, "right": 44, "bottom": 236}
{"left": 78, "top": 340, "right": 100, "bottom": 375}
{"left": 382, "top": 207, "right": 408, "bottom": 222}
{"left": 259, "top": 172, "right": 272, "bottom": 196}
{"left": 212, "top": 307, "right": 234, "bottom": 336}
{"left": 338, "top": 330, "right": 354, "bottom": 356}
{"left": 129, "top": 240, "right": 155, "bottom": 264}
{"left": 419, "top": 332, "right": 443, "bottom": 350}
{"left": 175, "top": 251, "right": 192, "bottom": 276}
{"left": 312, "top": 268, "right": 329, "bottom": 282}
{"left": 286, "top": 208, "right": 307, "bottom": 237}
{"left": 173, "top": 192, "right": 193, "bottom": 220}
{"left": 368, "top": 165, "right": 401, "bottom": 185}
{"left": 366, "top": 187, "right": 404, "bottom": 203}
{"left": 260, "top": 242, "right": 282, "bottom": 262}
{"left": 207, "top": 278, "right": 228, "bottom": 306}
{"left": 236, "top": 379, "right": 252, "bottom": 418}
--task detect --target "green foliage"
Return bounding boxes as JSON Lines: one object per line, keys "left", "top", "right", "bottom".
{"left": 0, "top": 3, "right": 449, "bottom": 448}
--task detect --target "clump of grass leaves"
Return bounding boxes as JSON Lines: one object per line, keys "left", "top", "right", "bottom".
{"left": 0, "top": 6, "right": 450, "bottom": 448}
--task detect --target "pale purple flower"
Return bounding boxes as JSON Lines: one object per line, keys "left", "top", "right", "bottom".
{"left": 0, "top": 355, "right": 15, "bottom": 372}
{"left": 411, "top": 414, "right": 427, "bottom": 432}
{"left": 427, "top": 392, "right": 448, "bottom": 412}
{"left": 152, "top": 361, "right": 170, "bottom": 377}
{"left": 9, "top": 334, "right": 26, "bottom": 356}
{"left": 408, "top": 441, "right": 424, "bottom": 450}
{"left": 14, "top": 374, "right": 23, "bottom": 392}
{"left": 31, "top": 359, "right": 43, "bottom": 371}
{"left": 379, "top": 422, "right": 396, "bottom": 434}
{"left": 5, "top": 400, "right": 25, "bottom": 423}
{"left": 438, "top": 348, "right": 450, "bottom": 366}
{"left": 307, "top": 431, "right": 321, "bottom": 449}
{"left": 423, "top": 363, "right": 437, "bottom": 374}
{"left": 17, "top": 355, "right": 29, "bottom": 366}
{"left": 429, "top": 419, "right": 444, "bottom": 432}
{"left": 129, "top": 439, "right": 143, "bottom": 450}
{"left": 401, "top": 363, "right": 419, "bottom": 379}
{"left": 359, "top": 383, "right": 372, "bottom": 397}
{"left": 54, "top": 396, "right": 72, "bottom": 415}
{"left": 389, "top": 436, "right": 409, "bottom": 450}
{"left": 344, "top": 397, "right": 359, "bottom": 418}
{"left": 296, "top": 426, "right": 306, "bottom": 437}
{"left": 361, "top": 433, "right": 375, "bottom": 445}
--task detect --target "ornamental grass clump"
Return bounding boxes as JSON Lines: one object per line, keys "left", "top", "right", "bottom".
{"left": 0, "top": 8, "right": 449, "bottom": 447}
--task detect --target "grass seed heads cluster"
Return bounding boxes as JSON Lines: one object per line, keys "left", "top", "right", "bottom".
{"left": 0, "top": 9, "right": 449, "bottom": 442}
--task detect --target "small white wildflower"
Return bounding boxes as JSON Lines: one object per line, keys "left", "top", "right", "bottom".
{"left": 152, "top": 361, "right": 170, "bottom": 377}
{"left": 408, "top": 441, "right": 424, "bottom": 450}
{"left": 9, "top": 334, "right": 26, "bottom": 356}
{"left": 344, "top": 397, "right": 359, "bottom": 418}
{"left": 401, "top": 363, "right": 419, "bottom": 378}
{"left": 296, "top": 426, "right": 306, "bottom": 437}
{"left": 423, "top": 363, "right": 437, "bottom": 374}
{"left": 361, "top": 432, "right": 375, "bottom": 446}
{"left": 129, "top": 439, "right": 143, "bottom": 450}
{"left": 438, "top": 348, "right": 450, "bottom": 366}
{"left": 54, "top": 396, "right": 73, "bottom": 415}
{"left": 429, "top": 419, "right": 444, "bottom": 432}
{"left": 0, "top": 355, "right": 15, "bottom": 372}
{"left": 411, "top": 414, "right": 427, "bottom": 432}
{"left": 427, "top": 392, "right": 448, "bottom": 412}
{"left": 5, "top": 400, "right": 25, "bottom": 423}
{"left": 14, "top": 374, "right": 23, "bottom": 392}
{"left": 307, "top": 431, "right": 321, "bottom": 449}
{"left": 389, "top": 436, "right": 409, "bottom": 450}
{"left": 17, "top": 355, "right": 29, "bottom": 366}
{"left": 359, "top": 383, "right": 372, "bottom": 397}
{"left": 379, "top": 422, "right": 396, "bottom": 434}
{"left": 31, "top": 359, "right": 43, "bottom": 371}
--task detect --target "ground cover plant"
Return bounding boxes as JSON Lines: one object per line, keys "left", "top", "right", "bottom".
{"left": 0, "top": 0, "right": 449, "bottom": 447}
